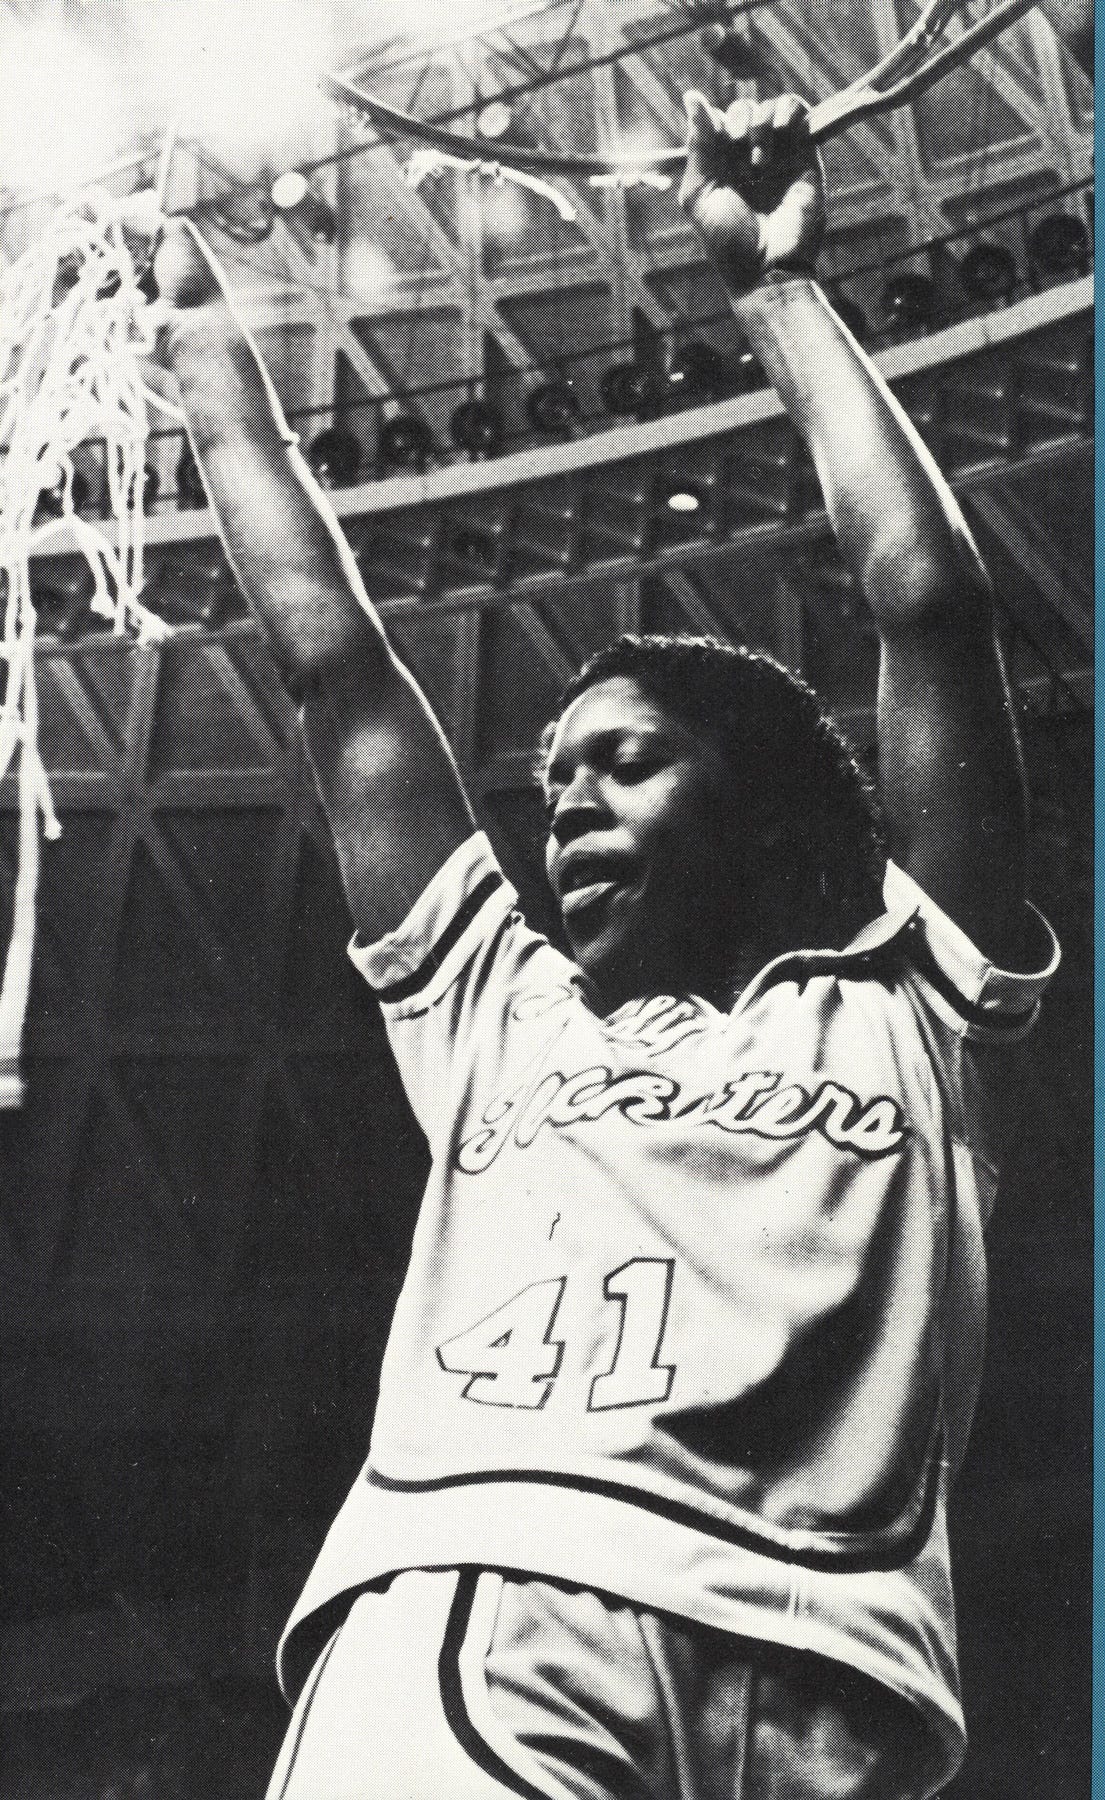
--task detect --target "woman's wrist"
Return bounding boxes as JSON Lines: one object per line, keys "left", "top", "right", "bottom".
{"left": 713, "top": 257, "right": 819, "bottom": 306}
{"left": 724, "top": 266, "right": 820, "bottom": 323}
{"left": 160, "top": 297, "right": 240, "bottom": 373}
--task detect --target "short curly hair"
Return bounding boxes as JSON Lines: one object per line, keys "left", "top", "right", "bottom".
{"left": 547, "top": 634, "right": 885, "bottom": 957}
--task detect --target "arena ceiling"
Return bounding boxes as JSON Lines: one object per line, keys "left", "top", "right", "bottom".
{"left": 0, "top": 1, "right": 1093, "bottom": 413}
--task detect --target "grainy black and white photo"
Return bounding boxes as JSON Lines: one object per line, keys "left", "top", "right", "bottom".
{"left": 0, "top": 3, "right": 1093, "bottom": 1796}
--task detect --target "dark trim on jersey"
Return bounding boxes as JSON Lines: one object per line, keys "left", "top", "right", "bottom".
{"left": 903, "top": 924, "right": 1037, "bottom": 1033}
{"left": 274, "top": 1625, "right": 343, "bottom": 1800}
{"left": 369, "top": 871, "right": 505, "bottom": 1003}
{"left": 368, "top": 1446, "right": 943, "bottom": 1576}
{"left": 438, "top": 1571, "right": 549, "bottom": 1800}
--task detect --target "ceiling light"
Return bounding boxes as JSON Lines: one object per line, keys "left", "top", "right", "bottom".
{"left": 600, "top": 362, "right": 660, "bottom": 420}
{"left": 379, "top": 413, "right": 433, "bottom": 470}
{"left": 272, "top": 169, "right": 309, "bottom": 211}
{"left": 477, "top": 101, "right": 513, "bottom": 139}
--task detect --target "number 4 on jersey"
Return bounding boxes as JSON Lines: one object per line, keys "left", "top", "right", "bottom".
{"left": 436, "top": 1260, "right": 676, "bottom": 1411}
{"left": 436, "top": 1278, "right": 566, "bottom": 1408}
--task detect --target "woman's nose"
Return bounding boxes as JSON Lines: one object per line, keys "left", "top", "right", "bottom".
{"left": 549, "top": 770, "right": 607, "bottom": 842}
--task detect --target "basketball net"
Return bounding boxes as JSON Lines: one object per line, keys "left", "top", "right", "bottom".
{"left": 0, "top": 185, "right": 176, "bottom": 1107}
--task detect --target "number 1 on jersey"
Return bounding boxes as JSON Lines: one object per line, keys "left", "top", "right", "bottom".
{"left": 589, "top": 1259, "right": 676, "bottom": 1411}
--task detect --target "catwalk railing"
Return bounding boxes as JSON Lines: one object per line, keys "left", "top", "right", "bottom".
{"left": 38, "top": 176, "right": 1094, "bottom": 519}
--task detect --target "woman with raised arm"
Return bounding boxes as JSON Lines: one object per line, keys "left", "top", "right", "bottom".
{"left": 153, "top": 89, "right": 1057, "bottom": 1800}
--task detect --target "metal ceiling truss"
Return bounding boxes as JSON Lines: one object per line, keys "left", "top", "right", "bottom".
{"left": 127, "top": 0, "right": 1091, "bottom": 445}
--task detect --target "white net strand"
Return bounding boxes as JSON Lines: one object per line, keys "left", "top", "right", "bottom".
{"left": 405, "top": 147, "right": 579, "bottom": 223}
{"left": 0, "top": 186, "right": 177, "bottom": 1107}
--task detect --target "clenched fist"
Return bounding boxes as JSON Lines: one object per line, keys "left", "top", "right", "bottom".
{"left": 679, "top": 93, "right": 825, "bottom": 296}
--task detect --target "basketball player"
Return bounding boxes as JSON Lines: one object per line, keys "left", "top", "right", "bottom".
{"left": 151, "top": 92, "right": 1058, "bottom": 1799}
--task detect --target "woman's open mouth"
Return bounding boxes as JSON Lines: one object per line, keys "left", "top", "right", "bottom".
{"left": 556, "top": 852, "right": 635, "bottom": 922}
{"left": 560, "top": 878, "right": 622, "bottom": 918}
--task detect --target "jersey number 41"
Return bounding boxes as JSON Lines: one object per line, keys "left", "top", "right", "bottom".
{"left": 436, "top": 1258, "right": 676, "bottom": 1412}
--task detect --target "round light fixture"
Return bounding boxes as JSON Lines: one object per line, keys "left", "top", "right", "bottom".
{"left": 667, "top": 339, "right": 730, "bottom": 402}
{"left": 600, "top": 362, "right": 659, "bottom": 420}
{"left": 379, "top": 413, "right": 433, "bottom": 470}
{"left": 831, "top": 295, "right": 868, "bottom": 343}
{"left": 527, "top": 380, "right": 581, "bottom": 436}
{"left": 36, "top": 467, "right": 91, "bottom": 519}
{"left": 451, "top": 398, "right": 504, "bottom": 456}
{"left": 308, "top": 426, "right": 362, "bottom": 488}
{"left": 272, "top": 170, "right": 310, "bottom": 211}
{"left": 882, "top": 270, "right": 937, "bottom": 331}
{"left": 1029, "top": 212, "right": 1090, "bottom": 278}
{"left": 959, "top": 241, "right": 1018, "bottom": 304}
{"left": 476, "top": 101, "right": 513, "bottom": 140}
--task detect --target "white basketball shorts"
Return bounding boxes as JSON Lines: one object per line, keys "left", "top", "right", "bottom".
{"left": 266, "top": 1569, "right": 933, "bottom": 1800}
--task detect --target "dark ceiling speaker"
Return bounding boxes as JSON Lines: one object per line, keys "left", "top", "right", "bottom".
{"left": 32, "top": 560, "right": 95, "bottom": 639}
{"left": 700, "top": 24, "right": 760, "bottom": 78}
{"left": 156, "top": 546, "right": 234, "bottom": 628}
{"left": 307, "top": 426, "right": 362, "bottom": 488}
{"left": 600, "top": 361, "right": 659, "bottom": 419}
{"left": 379, "top": 413, "right": 432, "bottom": 470}
{"left": 35, "top": 466, "right": 90, "bottom": 519}
{"left": 667, "top": 338, "right": 731, "bottom": 402}
{"left": 958, "top": 241, "right": 1018, "bottom": 304}
{"left": 450, "top": 398, "right": 504, "bottom": 456}
{"left": 176, "top": 442, "right": 208, "bottom": 508}
{"left": 831, "top": 295, "right": 868, "bottom": 343}
{"left": 882, "top": 270, "right": 937, "bottom": 331}
{"left": 527, "top": 380, "right": 581, "bottom": 436}
{"left": 1029, "top": 212, "right": 1090, "bottom": 277}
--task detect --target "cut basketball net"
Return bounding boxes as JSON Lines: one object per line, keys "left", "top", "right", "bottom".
{"left": 0, "top": 138, "right": 181, "bottom": 1107}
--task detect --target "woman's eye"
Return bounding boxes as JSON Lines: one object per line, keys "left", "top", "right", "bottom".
{"left": 614, "top": 758, "right": 659, "bottom": 781}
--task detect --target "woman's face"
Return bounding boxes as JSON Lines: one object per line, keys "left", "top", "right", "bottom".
{"left": 543, "top": 675, "right": 740, "bottom": 1007}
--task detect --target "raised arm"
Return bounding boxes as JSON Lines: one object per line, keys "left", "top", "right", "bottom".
{"left": 152, "top": 221, "right": 474, "bottom": 941}
{"left": 681, "top": 95, "right": 1027, "bottom": 965}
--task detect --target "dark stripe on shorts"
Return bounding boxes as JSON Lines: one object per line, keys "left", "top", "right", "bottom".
{"left": 275, "top": 1627, "right": 343, "bottom": 1800}
{"left": 369, "top": 872, "right": 504, "bottom": 1003}
{"left": 438, "top": 1571, "right": 549, "bottom": 1800}
{"left": 370, "top": 1446, "right": 943, "bottom": 1575}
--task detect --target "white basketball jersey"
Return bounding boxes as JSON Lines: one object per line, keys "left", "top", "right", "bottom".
{"left": 280, "top": 832, "right": 1057, "bottom": 1796}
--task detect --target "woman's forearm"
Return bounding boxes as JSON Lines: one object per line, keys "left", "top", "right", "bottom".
{"left": 732, "top": 277, "right": 992, "bottom": 634}
{"left": 164, "top": 300, "right": 391, "bottom": 686}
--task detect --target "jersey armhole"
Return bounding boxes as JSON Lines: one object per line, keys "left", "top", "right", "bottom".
{"left": 883, "top": 861, "right": 1059, "bottom": 1042}
{"left": 348, "top": 833, "right": 516, "bottom": 1018}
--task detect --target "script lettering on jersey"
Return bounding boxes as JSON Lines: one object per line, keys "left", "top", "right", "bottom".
{"left": 603, "top": 994, "right": 709, "bottom": 1057}
{"left": 456, "top": 1065, "right": 907, "bottom": 1174}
